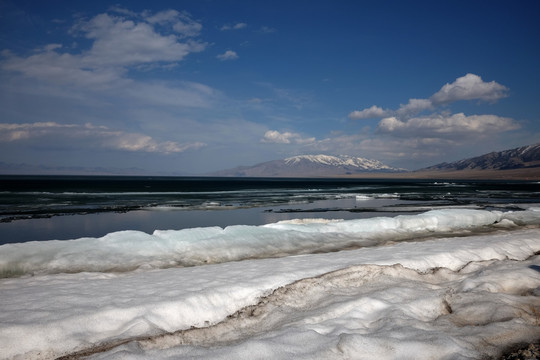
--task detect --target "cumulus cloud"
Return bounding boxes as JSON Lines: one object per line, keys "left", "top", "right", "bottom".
{"left": 348, "top": 105, "right": 389, "bottom": 119}
{"left": 217, "top": 50, "right": 239, "bottom": 61}
{"left": 430, "top": 73, "right": 509, "bottom": 104}
{"left": 349, "top": 74, "right": 509, "bottom": 120}
{"left": 261, "top": 130, "right": 315, "bottom": 144}
{"left": 396, "top": 98, "right": 433, "bottom": 116}
{"left": 344, "top": 73, "right": 519, "bottom": 161}
{"left": 0, "top": 122, "right": 205, "bottom": 154}
{"left": 377, "top": 113, "right": 520, "bottom": 138}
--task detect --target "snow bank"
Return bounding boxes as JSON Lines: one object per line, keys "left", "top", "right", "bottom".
{"left": 0, "top": 228, "right": 539, "bottom": 359}
{"left": 2, "top": 209, "right": 537, "bottom": 277}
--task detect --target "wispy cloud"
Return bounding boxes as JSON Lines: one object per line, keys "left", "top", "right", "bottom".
{"left": 144, "top": 9, "right": 203, "bottom": 37}
{"left": 220, "top": 22, "right": 247, "bottom": 31}
{"left": 1, "top": 10, "right": 206, "bottom": 89}
{"left": 377, "top": 113, "right": 519, "bottom": 138}
{"left": 124, "top": 81, "right": 217, "bottom": 108}
{"left": 0, "top": 122, "right": 206, "bottom": 154}
{"left": 259, "top": 26, "right": 276, "bottom": 33}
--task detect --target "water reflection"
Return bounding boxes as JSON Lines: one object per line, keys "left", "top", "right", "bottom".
{"left": 0, "top": 197, "right": 407, "bottom": 244}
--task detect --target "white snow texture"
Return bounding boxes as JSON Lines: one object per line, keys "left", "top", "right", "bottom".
{"left": 0, "top": 208, "right": 539, "bottom": 359}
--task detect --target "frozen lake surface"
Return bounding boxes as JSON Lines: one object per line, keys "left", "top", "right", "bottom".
{"left": 0, "top": 176, "right": 539, "bottom": 359}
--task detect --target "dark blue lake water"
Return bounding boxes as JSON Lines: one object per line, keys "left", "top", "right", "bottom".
{"left": 1, "top": 175, "right": 538, "bottom": 244}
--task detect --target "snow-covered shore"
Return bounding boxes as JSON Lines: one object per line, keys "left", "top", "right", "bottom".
{"left": 0, "top": 209, "right": 539, "bottom": 359}
{"left": 1, "top": 209, "right": 538, "bottom": 277}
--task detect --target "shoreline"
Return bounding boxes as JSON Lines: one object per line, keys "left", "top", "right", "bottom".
{"left": 337, "top": 168, "right": 540, "bottom": 181}
{"left": 1, "top": 167, "right": 540, "bottom": 181}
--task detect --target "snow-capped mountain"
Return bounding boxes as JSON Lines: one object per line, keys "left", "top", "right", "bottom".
{"left": 209, "top": 143, "right": 540, "bottom": 178}
{"left": 210, "top": 154, "right": 406, "bottom": 177}
{"left": 284, "top": 155, "right": 402, "bottom": 171}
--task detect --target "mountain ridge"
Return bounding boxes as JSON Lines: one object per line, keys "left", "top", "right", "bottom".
{"left": 209, "top": 154, "right": 407, "bottom": 177}
{"left": 420, "top": 143, "right": 540, "bottom": 171}
{"left": 2, "top": 144, "right": 539, "bottom": 178}
{"left": 210, "top": 143, "right": 540, "bottom": 178}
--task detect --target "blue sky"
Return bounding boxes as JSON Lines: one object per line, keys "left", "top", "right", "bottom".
{"left": 1, "top": 0, "right": 539, "bottom": 174}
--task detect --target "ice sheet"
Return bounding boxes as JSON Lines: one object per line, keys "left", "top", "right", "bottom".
{"left": 3, "top": 209, "right": 539, "bottom": 277}
{"left": 1, "top": 227, "right": 539, "bottom": 359}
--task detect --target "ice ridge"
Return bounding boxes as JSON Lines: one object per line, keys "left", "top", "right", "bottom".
{"left": 1, "top": 209, "right": 539, "bottom": 277}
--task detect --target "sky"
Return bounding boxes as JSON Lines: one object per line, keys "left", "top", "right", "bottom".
{"left": 0, "top": 0, "right": 539, "bottom": 175}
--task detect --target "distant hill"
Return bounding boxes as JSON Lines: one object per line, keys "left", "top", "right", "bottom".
{"left": 210, "top": 144, "right": 540, "bottom": 179}
{"left": 209, "top": 154, "right": 406, "bottom": 177}
{"left": 420, "top": 143, "right": 540, "bottom": 171}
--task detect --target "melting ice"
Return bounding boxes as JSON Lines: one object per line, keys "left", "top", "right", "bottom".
{"left": 1, "top": 209, "right": 535, "bottom": 276}
{"left": 0, "top": 208, "right": 539, "bottom": 359}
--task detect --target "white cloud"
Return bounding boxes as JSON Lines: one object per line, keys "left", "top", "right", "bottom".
{"left": 0, "top": 122, "right": 205, "bottom": 154}
{"left": 350, "top": 74, "right": 509, "bottom": 120}
{"left": 377, "top": 113, "right": 520, "bottom": 138}
{"left": 78, "top": 13, "right": 204, "bottom": 67}
{"left": 43, "top": 44, "right": 63, "bottom": 52}
{"left": 430, "top": 73, "right": 509, "bottom": 104}
{"left": 108, "top": 6, "right": 138, "bottom": 17}
{"left": 144, "top": 9, "right": 181, "bottom": 24}
{"left": 261, "top": 130, "right": 315, "bottom": 144}
{"left": 220, "top": 23, "right": 247, "bottom": 31}
{"left": 0, "top": 122, "right": 77, "bottom": 141}
{"left": 217, "top": 50, "right": 239, "bottom": 61}
{"left": 396, "top": 98, "right": 433, "bottom": 116}
{"left": 108, "top": 133, "right": 205, "bottom": 154}
{"left": 1, "top": 10, "right": 206, "bottom": 88}
{"left": 173, "top": 18, "right": 203, "bottom": 37}
{"left": 343, "top": 74, "right": 519, "bottom": 168}
{"left": 295, "top": 136, "right": 317, "bottom": 144}
{"left": 144, "top": 10, "right": 203, "bottom": 37}
{"left": 1, "top": 50, "right": 125, "bottom": 88}
{"left": 348, "top": 105, "right": 389, "bottom": 120}
{"left": 261, "top": 130, "right": 296, "bottom": 144}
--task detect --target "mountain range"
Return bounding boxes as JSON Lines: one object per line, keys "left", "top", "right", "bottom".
{"left": 211, "top": 143, "right": 540, "bottom": 178}
{"left": 210, "top": 154, "right": 406, "bottom": 177}
{"left": 420, "top": 143, "right": 540, "bottom": 171}
{"left": 2, "top": 143, "right": 539, "bottom": 179}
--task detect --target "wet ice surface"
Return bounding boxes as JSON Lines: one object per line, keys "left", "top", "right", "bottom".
{"left": 0, "top": 209, "right": 539, "bottom": 360}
